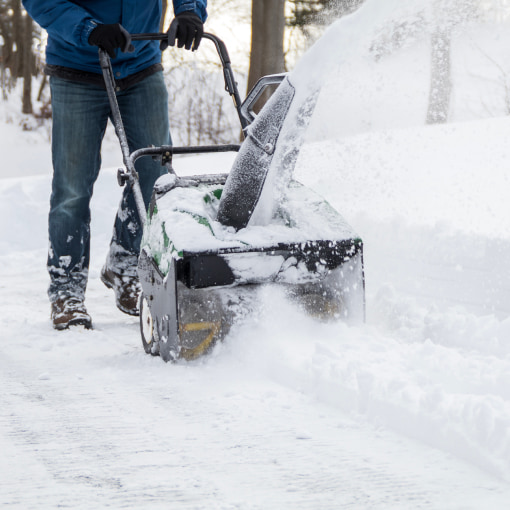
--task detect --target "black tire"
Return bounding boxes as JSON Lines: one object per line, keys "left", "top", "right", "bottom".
{"left": 287, "top": 283, "right": 344, "bottom": 321}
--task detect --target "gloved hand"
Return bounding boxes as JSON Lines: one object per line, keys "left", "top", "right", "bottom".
{"left": 88, "top": 23, "right": 134, "bottom": 58}
{"left": 161, "top": 12, "right": 204, "bottom": 52}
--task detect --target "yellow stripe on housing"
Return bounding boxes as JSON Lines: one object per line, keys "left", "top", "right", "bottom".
{"left": 179, "top": 321, "right": 221, "bottom": 360}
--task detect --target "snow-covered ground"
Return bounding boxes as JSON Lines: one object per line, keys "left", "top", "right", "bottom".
{"left": 2, "top": 0, "right": 510, "bottom": 508}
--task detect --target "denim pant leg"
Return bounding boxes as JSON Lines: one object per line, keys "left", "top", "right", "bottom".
{"left": 105, "top": 71, "right": 171, "bottom": 276}
{"left": 48, "top": 77, "right": 110, "bottom": 301}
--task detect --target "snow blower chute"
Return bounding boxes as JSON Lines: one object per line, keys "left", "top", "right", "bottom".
{"left": 100, "top": 33, "right": 365, "bottom": 362}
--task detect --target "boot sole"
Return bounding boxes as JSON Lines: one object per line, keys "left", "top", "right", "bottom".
{"left": 53, "top": 317, "right": 93, "bottom": 330}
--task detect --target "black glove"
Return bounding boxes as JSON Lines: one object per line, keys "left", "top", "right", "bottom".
{"left": 161, "top": 12, "right": 204, "bottom": 52}
{"left": 88, "top": 23, "right": 134, "bottom": 58}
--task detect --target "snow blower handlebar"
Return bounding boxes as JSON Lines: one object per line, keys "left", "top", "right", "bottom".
{"left": 99, "top": 48, "right": 148, "bottom": 224}
{"left": 99, "top": 32, "right": 249, "bottom": 226}
{"left": 131, "top": 32, "right": 249, "bottom": 130}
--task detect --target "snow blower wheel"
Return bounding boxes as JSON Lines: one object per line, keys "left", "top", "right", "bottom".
{"left": 288, "top": 284, "right": 344, "bottom": 321}
{"left": 286, "top": 252, "right": 365, "bottom": 323}
{"left": 139, "top": 293, "right": 159, "bottom": 356}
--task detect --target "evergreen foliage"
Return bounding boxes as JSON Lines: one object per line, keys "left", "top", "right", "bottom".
{"left": 287, "top": 0, "right": 365, "bottom": 28}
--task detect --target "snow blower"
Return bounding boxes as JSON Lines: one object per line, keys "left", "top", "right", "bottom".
{"left": 100, "top": 33, "right": 365, "bottom": 362}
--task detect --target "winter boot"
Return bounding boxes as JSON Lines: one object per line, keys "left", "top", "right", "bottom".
{"left": 100, "top": 265, "right": 140, "bottom": 316}
{"left": 51, "top": 296, "right": 92, "bottom": 330}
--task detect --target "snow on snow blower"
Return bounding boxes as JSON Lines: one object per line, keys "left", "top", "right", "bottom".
{"left": 100, "top": 33, "right": 365, "bottom": 362}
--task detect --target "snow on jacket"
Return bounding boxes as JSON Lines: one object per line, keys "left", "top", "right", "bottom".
{"left": 22, "top": 0, "right": 208, "bottom": 79}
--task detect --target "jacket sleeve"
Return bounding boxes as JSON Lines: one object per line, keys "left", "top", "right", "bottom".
{"left": 173, "top": 0, "right": 208, "bottom": 22}
{"left": 22, "top": 0, "right": 100, "bottom": 47}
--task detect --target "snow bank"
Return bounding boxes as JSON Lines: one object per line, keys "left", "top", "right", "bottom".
{"left": 297, "top": 117, "right": 510, "bottom": 240}
{"left": 218, "top": 292, "right": 510, "bottom": 481}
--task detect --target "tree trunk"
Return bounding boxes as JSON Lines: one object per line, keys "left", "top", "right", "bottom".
{"left": 247, "top": 0, "right": 286, "bottom": 105}
{"left": 22, "top": 10, "right": 33, "bottom": 114}
{"left": 10, "top": 0, "right": 22, "bottom": 79}
{"left": 160, "top": 0, "right": 168, "bottom": 32}
{"left": 426, "top": 27, "right": 451, "bottom": 124}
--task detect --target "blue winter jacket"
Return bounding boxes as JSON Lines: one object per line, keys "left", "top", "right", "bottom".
{"left": 22, "top": 0, "right": 208, "bottom": 79}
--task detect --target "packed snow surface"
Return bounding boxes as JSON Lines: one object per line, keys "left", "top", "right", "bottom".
{"left": 3, "top": 0, "right": 510, "bottom": 507}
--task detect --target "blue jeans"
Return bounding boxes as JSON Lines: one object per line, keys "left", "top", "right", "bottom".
{"left": 48, "top": 72, "right": 171, "bottom": 301}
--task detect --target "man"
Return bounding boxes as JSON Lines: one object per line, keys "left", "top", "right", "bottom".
{"left": 22, "top": 0, "right": 207, "bottom": 330}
